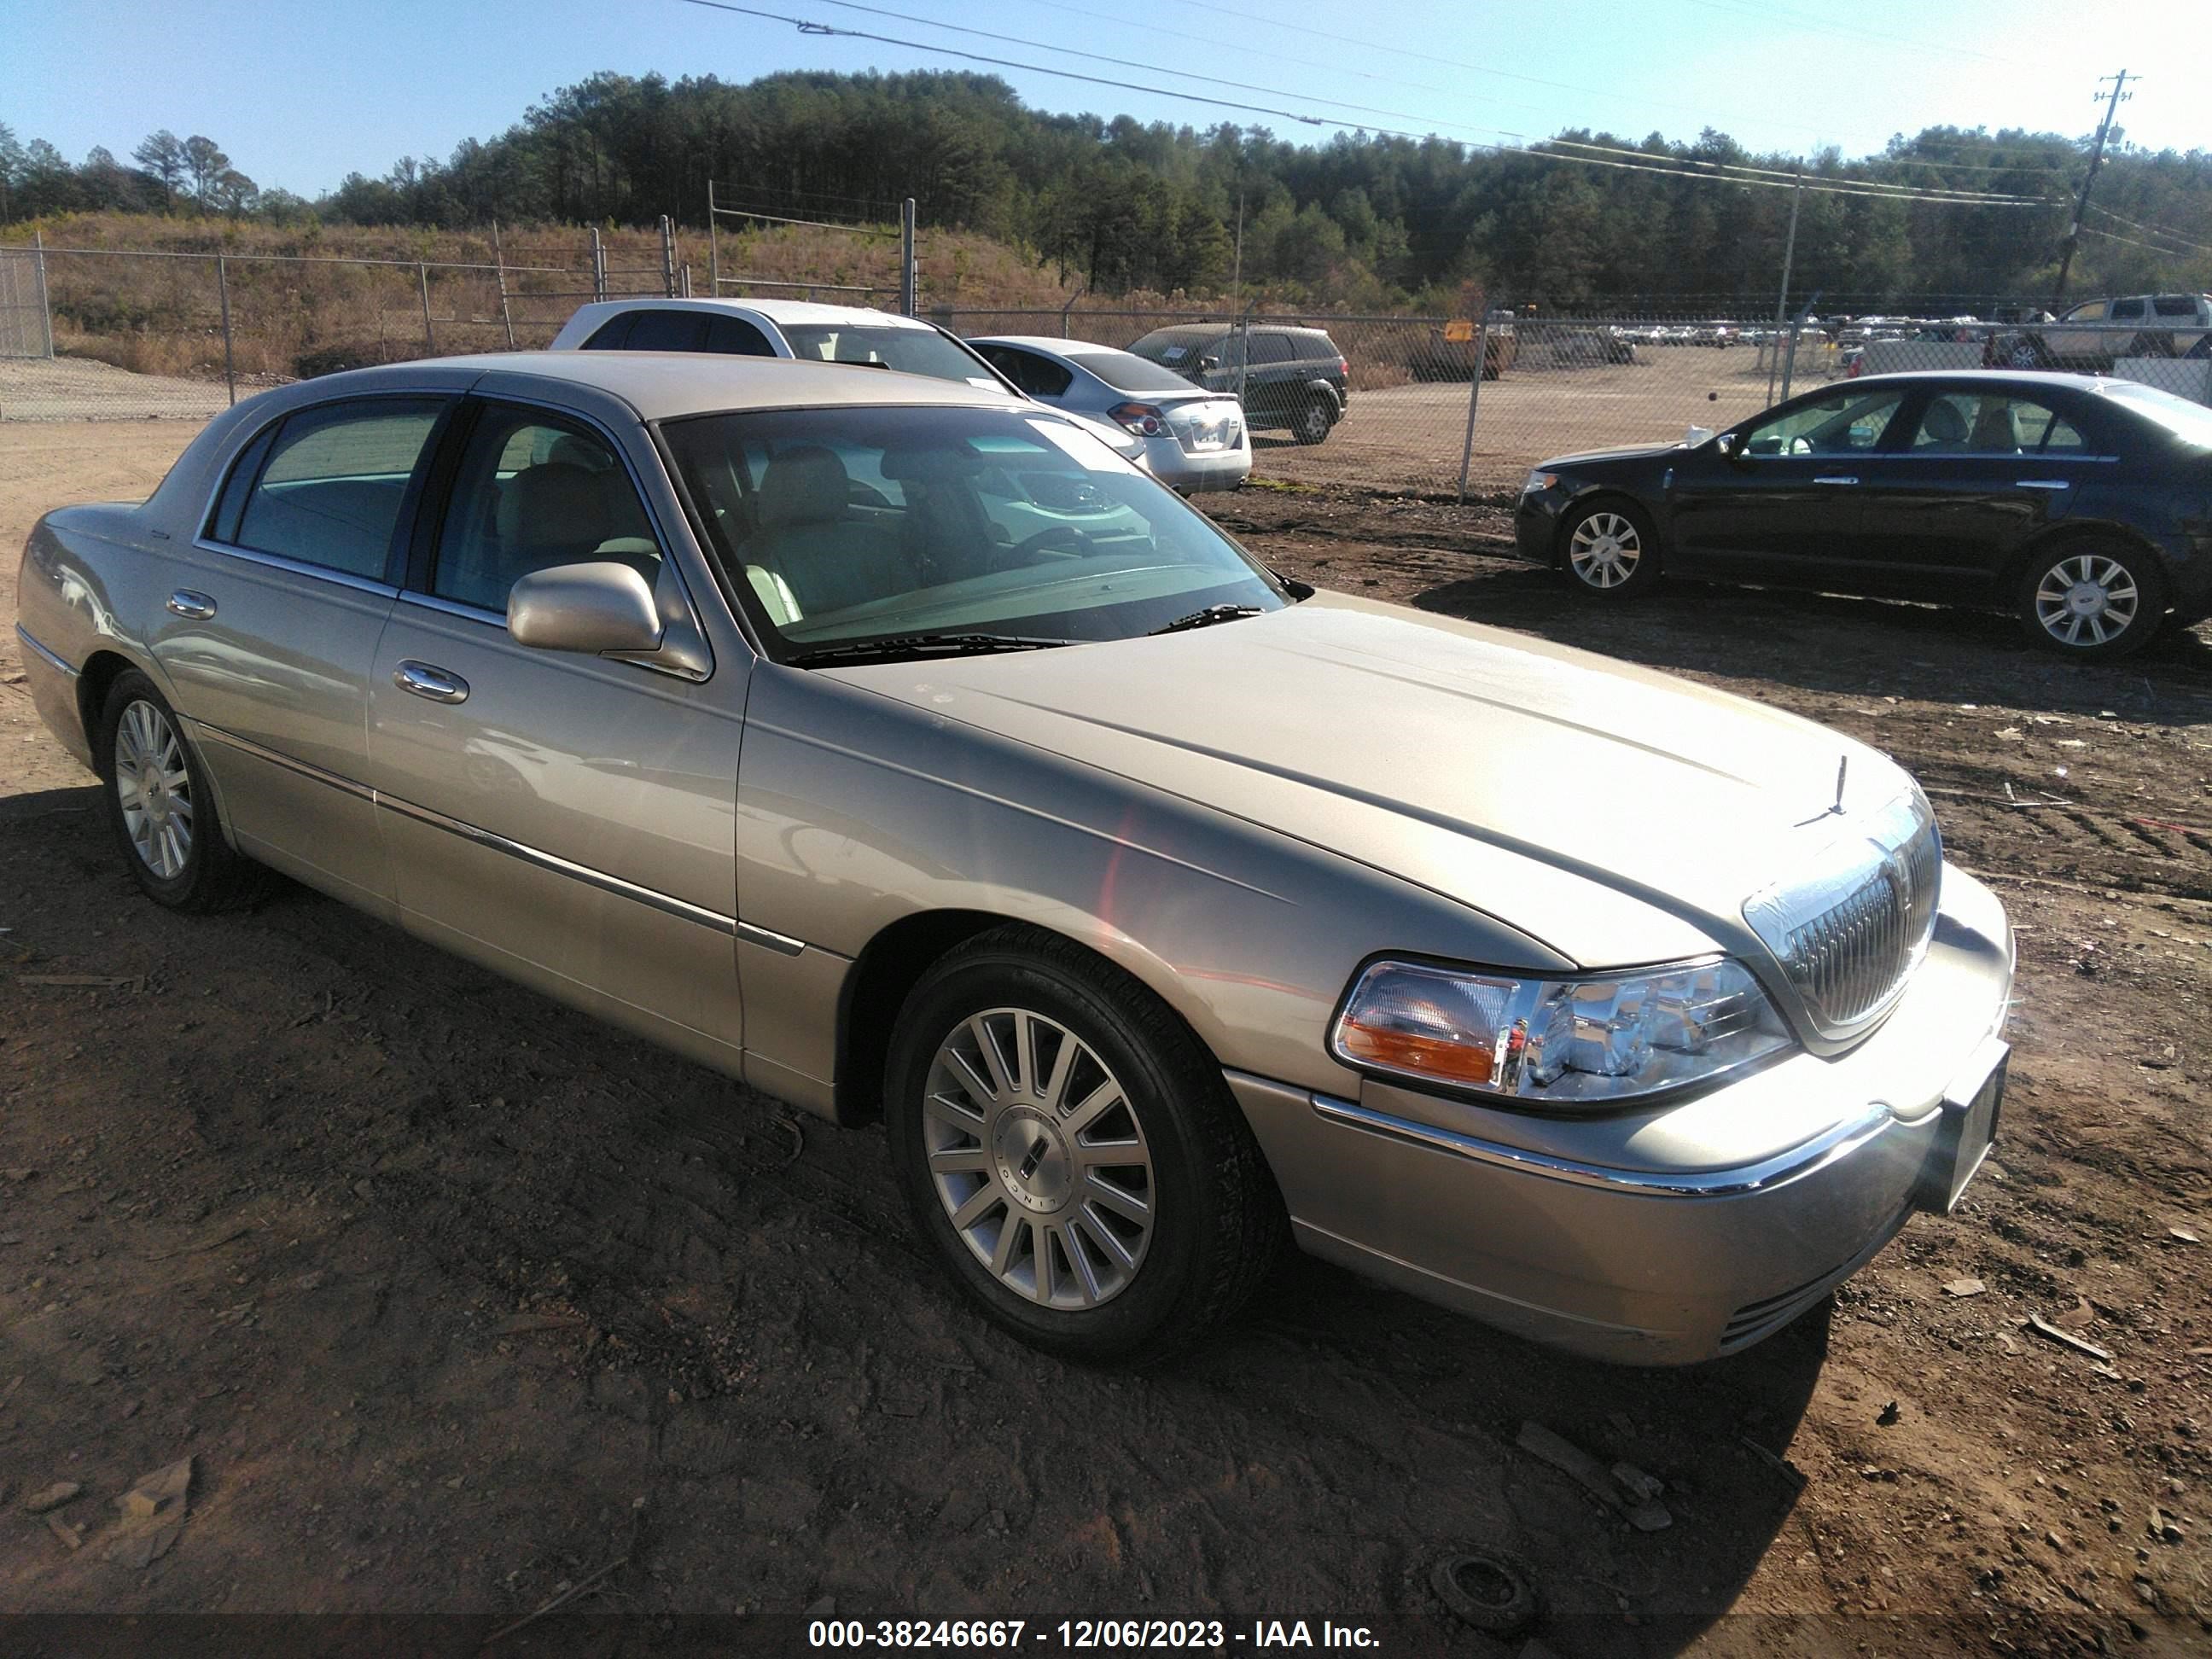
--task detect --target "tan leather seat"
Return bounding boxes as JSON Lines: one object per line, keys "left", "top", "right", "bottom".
{"left": 444, "top": 461, "right": 659, "bottom": 613}
{"left": 747, "top": 445, "right": 911, "bottom": 616}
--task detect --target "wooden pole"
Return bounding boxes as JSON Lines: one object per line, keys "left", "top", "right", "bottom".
{"left": 492, "top": 219, "right": 515, "bottom": 348}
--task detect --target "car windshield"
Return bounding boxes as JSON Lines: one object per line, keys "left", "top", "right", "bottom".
{"left": 2099, "top": 381, "right": 2212, "bottom": 449}
{"left": 1068, "top": 347, "right": 1213, "bottom": 394}
{"left": 777, "top": 323, "right": 1006, "bottom": 390}
{"left": 665, "top": 405, "right": 1287, "bottom": 661}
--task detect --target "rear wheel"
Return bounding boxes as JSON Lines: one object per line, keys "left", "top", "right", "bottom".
{"left": 884, "top": 926, "right": 1283, "bottom": 1364}
{"left": 98, "top": 670, "right": 264, "bottom": 911}
{"left": 1293, "top": 398, "right": 1334, "bottom": 445}
{"left": 2019, "top": 540, "right": 2164, "bottom": 661}
{"left": 1560, "top": 499, "right": 1661, "bottom": 597}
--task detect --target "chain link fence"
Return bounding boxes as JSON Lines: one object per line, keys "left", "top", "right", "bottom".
{"left": 4, "top": 243, "right": 2208, "bottom": 503}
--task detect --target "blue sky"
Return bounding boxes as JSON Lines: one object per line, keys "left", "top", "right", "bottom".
{"left": 5, "top": 0, "right": 2206, "bottom": 199}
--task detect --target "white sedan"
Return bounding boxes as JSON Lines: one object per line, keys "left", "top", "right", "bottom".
{"left": 969, "top": 336, "right": 1252, "bottom": 493}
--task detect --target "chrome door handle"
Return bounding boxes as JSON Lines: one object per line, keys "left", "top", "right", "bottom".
{"left": 166, "top": 590, "right": 216, "bottom": 620}
{"left": 2015, "top": 479, "right": 2070, "bottom": 490}
{"left": 393, "top": 661, "right": 469, "bottom": 704}
{"left": 1813, "top": 475, "right": 1860, "bottom": 486}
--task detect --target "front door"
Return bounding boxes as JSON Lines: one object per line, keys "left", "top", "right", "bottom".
{"left": 155, "top": 394, "right": 450, "bottom": 915}
{"left": 1849, "top": 388, "right": 2091, "bottom": 600}
{"left": 365, "top": 398, "right": 749, "bottom": 1074}
{"left": 1668, "top": 385, "right": 1910, "bottom": 585}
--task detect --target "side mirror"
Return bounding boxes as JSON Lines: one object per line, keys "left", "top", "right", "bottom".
{"left": 509, "top": 562, "right": 665, "bottom": 656}
{"left": 1197, "top": 355, "right": 1220, "bottom": 372}
{"left": 1714, "top": 431, "right": 1740, "bottom": 459}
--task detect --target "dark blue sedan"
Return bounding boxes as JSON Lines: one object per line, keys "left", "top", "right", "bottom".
{"left": 1512, "top": 371, "right": 2212, "bottom": 659}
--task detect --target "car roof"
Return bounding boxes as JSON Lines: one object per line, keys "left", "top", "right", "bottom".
{"left": 971, "top": 335, "right": 1131, "bottom": 357}
{"left": 1831, "top": 370, "right": 2121, "bottom": 394}
{"left": 578, "top": 295, "right": 936, "bottom": 330}
{"left": 282, "top": 351, "right": 1028, "bottom": 422}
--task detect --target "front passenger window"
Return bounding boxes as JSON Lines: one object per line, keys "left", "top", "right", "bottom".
{"left": 430, "top": 410, "right": 661, "bottom": 615}
{"left": 1740, "top": 389, "right": 1905, "bottom": 457}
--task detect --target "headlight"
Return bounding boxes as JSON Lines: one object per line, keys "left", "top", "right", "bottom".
{"left": 1330, "top": 956, "right": 1794, "bottom": 1109}
{"left": 1522, "top": 470, "right": 1559, "bottom": 495}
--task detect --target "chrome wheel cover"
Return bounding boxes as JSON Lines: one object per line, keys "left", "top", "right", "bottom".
{"left": 1569, "top": 511, "right": 1642, "bottom": 588}
{"left": 922, "top": 1008, "right": 1155, "bottom": 1310}
{"left": 2034, "top": 553, "right": 2139, "bottom": 648}
{"left": 114, "top": 700, "right": 193, "bottom": 880}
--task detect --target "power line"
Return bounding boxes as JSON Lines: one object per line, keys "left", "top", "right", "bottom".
{"left": 678, "top": 0, "right": 2053, "bottom": 210}
{"left": 2078, "top": 224, "right": 2198, "bottom": 258}
{"left": 2086, "top": 202, "right": 2212, "bottom": 256}
{"left": 1540, "top": 139, "right": 2046, "bottom": 203}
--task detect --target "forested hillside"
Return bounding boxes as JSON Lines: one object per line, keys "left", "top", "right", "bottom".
{"left": 8, "top": 68, "right": 2211, "bottom": 309}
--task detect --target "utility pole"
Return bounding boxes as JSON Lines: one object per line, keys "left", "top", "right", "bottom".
{"left": 2052, "top": 69, "right": 2132, "bottom": 309}
{"left": 1767, "top": 171, "right": 1803, "bottom": 407}
{"left": 1231, "top": 187, "right": 1245, "bottom": 311}
{"left": 899, "top": 197, "right": 917, "bottom": 316}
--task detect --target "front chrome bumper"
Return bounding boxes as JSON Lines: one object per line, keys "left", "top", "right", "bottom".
{"left": 1230, "top": 865, "right": 2015, "bottom": 1365}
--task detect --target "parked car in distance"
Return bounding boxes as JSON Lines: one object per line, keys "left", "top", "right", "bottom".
{"left": 550, "top": 296, "right": 1150, "bottom": 468}
{"left": 968, "top": 335, "right": 1251, "bottom": 493}
{"left": 1991, "top": 294, "right": 2212, "bottom": 370}
{"left": 1126, "top": 323, "right": 1350, "bottom": 445}
{"left": 1514, "top": 370, "right": 2212, "bottom": 659}
{"left": 17, "top": 351, "right": 2014, "bottom": 1366}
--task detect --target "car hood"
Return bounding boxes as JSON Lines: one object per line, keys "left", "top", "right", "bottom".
{"left": 829, "top": 593, "right": 1913, "bottom": 968}
{"left": 1542, "top": 441, "right": 1691, "bottom": 470}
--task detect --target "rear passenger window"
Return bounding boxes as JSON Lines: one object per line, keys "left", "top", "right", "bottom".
{"left": 2110, "top": 299, "right": 2146, "bottom": 321}
{"left": 1248, "top": 335, "right": 1294, "bottom": 365}
{"left": 228, "top": 400, "right": 443, "bottom": 580}
{"left": 624, "top": 311, "right": 711, "bottom": 352}
{"left": 429, "top": 407, "right": 661, "bottom": 615}
{"left": 703, "top": 316, "right": 775, "bottom": 357}
{"left": 1912, "top": 393, "right": 2074, "bottom": 455}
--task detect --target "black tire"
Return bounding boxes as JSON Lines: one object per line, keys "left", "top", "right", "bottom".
{"left": 2017, "top": 539, "right": 2166, "bottom": 661}
{"left": 884, "top": 925, "right": 1284, "bottom": 1365}
{"left": 1431, "top": 1551, "right": 1540, "bottom": 1638}
{"left": 1557, "top": 498, "right": 1662, "bottom": 598}
{"left": 97, "top": 670, "right": 264, "bottom": 911}
{"left": 1292, "top": 398, "right": 1334, "bottom": 445}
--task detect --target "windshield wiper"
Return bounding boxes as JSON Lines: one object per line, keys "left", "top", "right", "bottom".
{"left": 784, "top": 632, "right": 1078, "bottom": 668}
{"left": 1148, "top": 603, "right": 1266, "bottom": 637}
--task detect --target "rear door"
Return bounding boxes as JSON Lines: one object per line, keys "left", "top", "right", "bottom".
{"left": 1668, "top": 385, "right": 1908, "bottom": 585}
{"left": 160, "top": 393, "right": 451, "bottom": 914}
{"left": 364, "top": 393, "right": 749, "bottom": 1073}
{"left": 1849, "top": 388, "right": 2092, "bottom": 599}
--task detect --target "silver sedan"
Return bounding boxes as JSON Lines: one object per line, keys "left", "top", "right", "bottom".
{"left": 15, "top": 352, "right": 2011, "bottom": 1365}
{"left": 969, "top": 336, "right": 1252, "bottom": 493}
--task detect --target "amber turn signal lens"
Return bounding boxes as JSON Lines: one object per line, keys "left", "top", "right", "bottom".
{"left": 1336, "top": 1017, "right": 1497, "bottom": 1086}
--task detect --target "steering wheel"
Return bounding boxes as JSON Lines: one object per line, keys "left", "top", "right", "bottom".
{"left": 1011, "top": 525, "right": 1097, "bottom": 563}
{"left": 1784, "top": 435, "right": 1814, "bottom": 457}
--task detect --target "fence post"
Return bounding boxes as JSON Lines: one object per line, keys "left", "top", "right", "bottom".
{"left": 707, "top": 182, "right": 721, "bottom": 294}
{"left": 1779, "top": 315, "right": 1804, "bottom": 403}
{"left": 1234, "top": 300, "right": 1254, "bottom": 410}
{"left": 31, "top": 230, "right": 55, "bottom": 359}
{"left": 660, "top": 215, "right": 678, "bottom": 297}
{"left": 1060, "top": 280, "right": 1086, "bottom": 338}
{"left": 1455, "top": 323, "right": 1488, "bottom": 504}
{"left": 591, "top": 228, "right": 606, "bottom": 301}
{"left": 899, "top": 198, "right": 917, "bottom": 317}
{"left": 492, "top": 218, "right": 515, "bottom": 349}
{"left": 417, "top": 262, "right": 434, "bottom": 353}
{"left": 215, "top": 255, "right": 236, "bottom": 407}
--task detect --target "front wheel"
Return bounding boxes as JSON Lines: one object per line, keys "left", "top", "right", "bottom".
{"left": 884, "top": 927, "right": 1283, "bottom": 1364}
{"left": 1292, "top": 398, "right": 1334, "bottom": 445}
{"left": 2019, "top": 541, "right": 2164, "bottom": 660}
{"left": 1559, "top": 499, "right": 1661, "bottom": 597}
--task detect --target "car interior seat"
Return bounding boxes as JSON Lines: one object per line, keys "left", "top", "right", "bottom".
{"left": 743, "top": 445, "right": 911, "bottom": 621}
{"left": 1919, "top": 399, "right": 1970, "bottom": 448}
{"left": 1967, "top": 399, "right": 2023, "bottom": 452}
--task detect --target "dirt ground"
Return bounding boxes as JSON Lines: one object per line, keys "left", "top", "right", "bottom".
{"left": 3, "top": 422, "right": 2210, "bottom": 1655}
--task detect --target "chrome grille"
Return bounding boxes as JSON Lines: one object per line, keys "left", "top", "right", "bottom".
{"left": 1743, "top": 789, "right": 1942, "bottom": 1038}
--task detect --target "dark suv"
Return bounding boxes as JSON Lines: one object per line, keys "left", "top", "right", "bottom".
{"left": 1126, "top": 323, "right": 1350, "bottom": 445}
